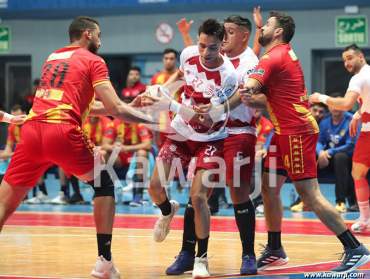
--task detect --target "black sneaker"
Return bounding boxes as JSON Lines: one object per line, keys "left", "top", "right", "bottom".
{"left": 166, "top": 250, "right": 195, "bottom": 275}
{"left": 69, "top": 193, "right": 84, "bottom": 204}
{"left": 257, "top": 245, "right": 289, "bottom": 270}
{"left": 332, "top": 244, "right": 370, "bottom": 273}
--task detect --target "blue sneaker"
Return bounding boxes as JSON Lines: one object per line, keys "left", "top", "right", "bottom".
{"left": 166, "top": 250, "right": 195, "bottom": 275}
{"left": 332, "top": 244, "right": 370, "bottom": 273}
{"left": 240, "top": 255, "right": 257, "bottom": 275}
{"left": 257, "top": 245, "right": 289, "bottom": 270}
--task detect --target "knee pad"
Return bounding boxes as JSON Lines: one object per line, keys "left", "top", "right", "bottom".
{"left": 87, "top": 170, "right": 115, "bottom": 198}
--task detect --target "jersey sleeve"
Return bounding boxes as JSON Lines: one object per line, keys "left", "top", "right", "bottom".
{"left": 249, "top": 54, "right": 279, "bottom": 86}
{"left": 347, "top": 74, "right": 362, "bottom": 95}
{"left": 179, "top": 45, "right": 197, "bottom": 73}
{"left": 91, "top": 57, "right": 110, "bottom": 88}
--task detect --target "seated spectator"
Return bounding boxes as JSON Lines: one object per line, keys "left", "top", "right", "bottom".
{"left": 316, "top": 107, "right": 357, "bottom": 213}
{"left": 102, "top": 118, "right": 153, "bottom": 207}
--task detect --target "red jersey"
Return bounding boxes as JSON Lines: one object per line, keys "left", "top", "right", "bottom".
{"left": 112, "top": 119, "right": 152, "bottom": 145}
{"left": 249, "top": 44, "right": 318, "bottom": 135}
{"left": 28, "top": 45, "right": 109, "bottom": 126}
{"left": 256, "top": 116, "right": 273, "bottom": 144}
{"left": 83, "top": 116, "right": 114, "bottom": 145}
{"left": 7, "top": 124, "right": 22, "bottom": 147}
{"left": 151, "top": 71, "right": 172, "bottom": 85}
{"left": 121, "top": 82, "right": 146, "bottom": 98}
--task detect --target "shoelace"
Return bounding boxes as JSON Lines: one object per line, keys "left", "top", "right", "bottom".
{"left": 258, "top": 244, "right": 270, "bottom": 257}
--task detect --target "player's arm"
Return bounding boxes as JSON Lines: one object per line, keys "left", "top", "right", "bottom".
{"left": 309, "top": 90, "right": 358, "bottom": 111}
{"left": 94, "top": 82, "right": 156, "bottom": 124}
{"left": 252, "top": 6, "right": 263, "bottom": 57}
{"left": 0, "top": 110, "right": 27, "bottom": 125}
{"left": 163, "top": 69, "right": 184, "bottom": 87}
{"left": 176, "top": 18, "right": 194, "bottom": 47}
{"left": 90, "top": 100, "right": 108, "bottom": 116}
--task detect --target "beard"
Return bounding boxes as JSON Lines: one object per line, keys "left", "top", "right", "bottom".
{"left": 88, "top": 42, "right": 99, "bottom": 54}
{"left": 258, "top": 33, "right": 272, "bottom": 47}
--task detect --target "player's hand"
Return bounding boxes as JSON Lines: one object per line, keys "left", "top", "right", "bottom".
{"left": 176, "top": 18, "right": 194, "bottom": 35}
{"left": 194, "top": 103, "right": 212, "bottom": 113}
{"left": 349, "top": 116, "right": 360, "bottom": 137}
{"left": 253, "top": 6, "right": 263, "bottom": 29}
{"left": 309, "top": 92, "right": 322, "bottom": 104}
{"left": 10, "top": 114, "right": 27, "bottom": 125}
{"left": 255, "top": 148, "right": 267, "bottom": 159}
{"left": 317, "top": 150, "right": 330, "bottom": 169}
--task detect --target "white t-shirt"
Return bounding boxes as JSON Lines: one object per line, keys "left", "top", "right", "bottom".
{"left": 347, "top": 64, "right": 370, "bottom": 130}
{"left": 171, "top": 45, "right": 238, "bottom": 142}
{"left": 226, "top": 47, "right": 259, "bottom": 135}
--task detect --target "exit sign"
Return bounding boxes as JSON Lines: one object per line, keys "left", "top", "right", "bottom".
{"left": 336, "top": 15, "right": 368, "bottom": 47}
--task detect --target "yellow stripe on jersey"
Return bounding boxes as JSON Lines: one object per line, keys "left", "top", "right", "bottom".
{"left": 93, "top": 80, "right": 110, "bottom": 88}
{"left": 266, "top": 102, "right": 280, "bottom": 134}
{"left": 292, "top": 104, "right": 319, "bottom": 133}
{"left": 35, "top": 88, "right": 64, "bottom": 101}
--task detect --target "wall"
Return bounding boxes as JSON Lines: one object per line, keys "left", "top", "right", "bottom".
{"left": 1, "top": 7, "right": 369, "bottom": 92}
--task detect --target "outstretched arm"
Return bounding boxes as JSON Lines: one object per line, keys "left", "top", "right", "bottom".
{"left": 176, "top": 18, "right": 194, "bottom": 47}
{"left": 252, "top": 6, "right": 263, "bottom": 57}
{"left": 309, "top": 90, "right": 358, "bottom": 111}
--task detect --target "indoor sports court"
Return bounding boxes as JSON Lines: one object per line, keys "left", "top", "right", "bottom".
{"left": 0, "top": 1, "right": 370, "bottom": 279}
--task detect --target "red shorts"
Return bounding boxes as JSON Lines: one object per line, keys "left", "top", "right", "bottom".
{"left": 158, "top": 138, "right": 223, "bottom": 172}
{"left": 264, "top": 133, "right": 318, "bottom": 181}
{"left": 353, "top": 132, "right": 370, "bottom": 167}
{"left": 224, "top": 133, "right": 256, "bottom": 186}
{"left": 4, "top": 121, "right": 95, "bottom": 187}
{"left": 118, "top": 152, "right": 134, "bottom": 166}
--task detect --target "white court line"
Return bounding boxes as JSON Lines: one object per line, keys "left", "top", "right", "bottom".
{"left": 1, "top": 232, "right": 369, "bottom": 246}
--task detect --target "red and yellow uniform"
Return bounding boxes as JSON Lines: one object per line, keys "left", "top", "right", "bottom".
{"left": 112, "top": 119, "right": 152, "bottom": 165}
{"left": 256, "top": 116, "right": 273, "bottom": 146}
{"left": 83, "top": 116, "right": 114, "bottom": 145}
{"left": 6, "top": 124, "right": 22, "bottom": 148}
{"left": 250, "top": 44, "right": 319, "bottom": 180}
{"left": 121, "top": 82, "right": 146, "bottom": 99}
{"left": 4, "top": 45, "right": 110, "bottom": 187}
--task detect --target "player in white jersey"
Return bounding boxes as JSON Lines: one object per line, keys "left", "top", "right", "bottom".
{"left": 148, "top": 19, "right": 238, "bottom": 278}
{"left": 310, "top": 44, "right": 370, "bottom": 233}
{"left": 166, "top": 15, "right": 260, "bottom": 276}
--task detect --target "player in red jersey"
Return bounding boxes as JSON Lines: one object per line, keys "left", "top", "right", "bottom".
{"left": 121, "top": 66, "right": 146, "bottom": 99}
{"left": 0, "top": 16, "right": 154, "bottom": 279}
{"left": 0, "top": 109, "right": 26, "bottom": 125}
{"left": 220, "top": 11, "right": 369, "bottom": 273}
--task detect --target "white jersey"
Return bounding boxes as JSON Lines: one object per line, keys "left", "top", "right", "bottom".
{"left": 226, "top": 47, "right": 259, "bottom": 135}
{"left": 171, "top": 45, "right": 238, "bottom": 142}
{"left": 347, "top": 64, "right": 370, "bottom": 132}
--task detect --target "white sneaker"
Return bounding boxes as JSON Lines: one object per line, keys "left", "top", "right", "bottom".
{"left": 24, "top": 192, "right": 50, "bottom": 204}
{"left": 192, "top": 256, "right": 210, "bottom": 278}
{"left": 351, "top": 219, "right": 370, "bottom": 233}
{"left": 256, "top": 204, "right": 264, "bottom": 216}
{"left": 91, "top": 256, "right": 121, "bottom": 279}
{"left": 50, "top": 192, "right": 68, "bottom": 205}
{"left": 153, "top": 200, "right": 179, "bottom": 242}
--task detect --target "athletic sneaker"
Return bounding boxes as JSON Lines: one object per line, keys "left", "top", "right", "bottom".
{"left": 153, "top": 200, "right": 179, "bottom": 242}
{"left": 332, "top": 243, "right": 370, "bottom": 273}
{"left": 240, "top": 254, "right": 257, "bottom": 275}
{"left": 91, "top": 256, "right": 121, "bottom": 279}
{"left": 351, "top": 219, "right": 370, "bottom": 233}
{"left": 24, "top": 192, "right": 50, "bottom": 204}
{"left": 257, "top": 245, "right": 289, "bottom": 270}
{"left": 166, "top": 250, "right": 195, "bottom": 275}
{"left": 255, "top": 204, "right": 264, "bottom": 216}
{"left": 192, "top": 255, "right": 209, "bottom": 278}
{"left": 50, "top": 191, "right": 68, "bottom": 205}
{"left": 290, "top": 201, "right": 304, "bottom": 212}
{"left": 69, "top": 193, "right": 84, "bottom": 204}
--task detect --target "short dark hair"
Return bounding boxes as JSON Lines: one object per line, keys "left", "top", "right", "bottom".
{"left": 11, "top": 104, "right": 22, "bottom": 112}
{"left": 224, "top": 15, "right": 252, "bottom": 32}
{"left": 129, "top": 66, "right": 141, "bottom": 74}
{"left": 330, "top": 92, "right": 344, "bottom": 98}
{"left": 344, "top": 44, "right": 364, "bottom": 55}
{"left": 69, "top": 16, "right": 99, "bottom": 42}
{"left": 198, "top": 19, "right": 225, "bottom": 41}
{"left": 163, "top": 48, "right": 178, "bottom": 58}
{"left": 311, "top": 102, "right": 327, "bottom": 110}
{"left": 269, "top": 11, "right": 295, "bottom": 43}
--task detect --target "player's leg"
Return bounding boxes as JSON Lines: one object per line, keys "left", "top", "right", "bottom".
{"left": 225, "top": 134, "right": 257, "bottom": 275}
{"left": 149, "top": 138, "right": 183, "bottom": 242}
{"left": 256, "top": 136, "right": 290, "bottom": 270}
{"left": 280, "top": 133, "right": 369, "bottom": 273}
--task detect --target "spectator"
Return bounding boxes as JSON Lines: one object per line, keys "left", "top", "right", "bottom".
{"left": 316, "top": 105, "right": 357, "bottom": 212}
{"left": 121, "top": 66, "right": 146, "bottom": 100}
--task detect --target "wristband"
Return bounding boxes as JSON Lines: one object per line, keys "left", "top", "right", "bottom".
{"left": 2, "top": 112, "right": 14, "bottom": 123}
{"left": 318, "top": 94, "right": 329, "bottom": 105}
{"left": 353, "top": 111, "right": 361, "bottom": 120}
{"left": 169, "top": 100, "right": 181, "bottom": 113}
